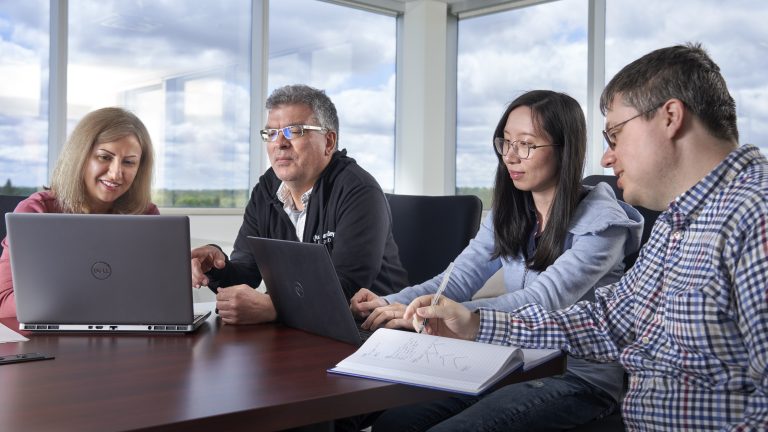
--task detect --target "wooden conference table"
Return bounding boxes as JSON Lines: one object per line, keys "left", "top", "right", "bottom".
{"left": 0, "top": 310, "right": 565, "bottom": 432}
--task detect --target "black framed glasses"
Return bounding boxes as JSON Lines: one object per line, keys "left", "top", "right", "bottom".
{"left": 493, "top": 138, "right": 559, "bottom": 159}
{"left": 602, "top": 104, "right": 662, "bottom": 150}
{"left": 260, "top": 124, "right": 329, "bottom": 142}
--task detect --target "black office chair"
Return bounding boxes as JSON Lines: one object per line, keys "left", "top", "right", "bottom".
{"left": 385, "top": 193, "right": 482, "bottom": 285}
{"left": 0, "top": 194, "right": 26, "bottom": 255}
{"left": 582, "top": 175, "right": 661, "bottom": 270}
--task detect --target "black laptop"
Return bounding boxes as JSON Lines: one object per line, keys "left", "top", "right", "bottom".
{"left": 245, "top": 236, "right": 372, "bottom": 345}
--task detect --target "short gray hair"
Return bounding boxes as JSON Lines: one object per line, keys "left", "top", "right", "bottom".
{"left": 266, "top": 84, "right": 339, "bottom": 146}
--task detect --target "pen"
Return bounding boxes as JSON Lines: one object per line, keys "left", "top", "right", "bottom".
{"left": 418, "top": 261, "right": 455, "bottom": 334}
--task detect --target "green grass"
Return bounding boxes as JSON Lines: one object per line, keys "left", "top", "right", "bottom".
{"left": 456, "top": 187, "right": 492, "bottom": 210}
{"left": 4, "top": 177, "right": 492, "bottom": 210}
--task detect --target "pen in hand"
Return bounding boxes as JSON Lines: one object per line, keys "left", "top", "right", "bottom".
{"left": 418, "top": 261, "right": 455, "bottom": 334}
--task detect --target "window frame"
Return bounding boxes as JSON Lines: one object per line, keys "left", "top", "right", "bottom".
{"left": 46, "top": 0, "right": 401, "bottom": 214}
{"left": 40, "top": 0, "right": 636, "bottom": 212}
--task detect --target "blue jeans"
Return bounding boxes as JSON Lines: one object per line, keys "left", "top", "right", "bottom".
{"left": 371, "top": 372, "right": 618, "bottom": 432}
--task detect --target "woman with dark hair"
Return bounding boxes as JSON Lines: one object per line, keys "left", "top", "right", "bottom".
{"left": 350, "top": 90, "right": 643, "bottom": 431}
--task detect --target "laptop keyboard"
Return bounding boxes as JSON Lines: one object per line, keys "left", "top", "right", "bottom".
{"left": 358, "top": 327, "right": 374, "bottom": 341}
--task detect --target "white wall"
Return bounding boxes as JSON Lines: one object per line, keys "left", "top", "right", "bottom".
{"left": 187, "top": 214, "right": 241, "bottom": 252}
{"left": 183, "top": 213, "right": 242, "bottom": 302}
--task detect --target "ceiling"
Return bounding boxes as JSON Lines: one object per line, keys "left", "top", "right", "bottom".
{"left": 366, "top": 0, "right": 528, "bottom": 16}
{"left": 396, "top": 0, "right": 467, "bottom": 3}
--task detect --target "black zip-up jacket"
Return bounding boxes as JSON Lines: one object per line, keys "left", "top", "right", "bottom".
{"left": 207, "top": 150, "right": 408, "bottom": 300}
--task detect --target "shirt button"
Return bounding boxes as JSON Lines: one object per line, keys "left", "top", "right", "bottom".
{"left": 642, "top": 337, "right": 651, "bottom": 344}
{"left": 672, "top": 231, "right": 682, "bottom": 240}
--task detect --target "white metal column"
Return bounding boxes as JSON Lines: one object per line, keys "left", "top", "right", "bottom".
{"left": 249, "top": 0, "right": 270, "bottom": 190}
{"left": 586, "top": 0, "right": 607, "bottom": 176}
{"left": 48, "top": 0, "right": 68, "bottom": 181}
{"left": 395, "top": 0, "right": 451, "bottom": 195}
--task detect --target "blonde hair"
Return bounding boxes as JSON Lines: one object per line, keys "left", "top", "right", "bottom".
{"left": 50, "top": 107, "right": 155, "bottom": 214}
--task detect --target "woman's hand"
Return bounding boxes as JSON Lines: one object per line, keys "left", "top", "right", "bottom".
{"left": 361, "top": 303, "right": 414, "bottom": 330}
{"left": 349, "top": 288, "right": 387, "bottom": 319}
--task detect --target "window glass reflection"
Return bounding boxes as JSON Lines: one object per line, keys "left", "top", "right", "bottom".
{"left": 268, "top": 0, "right": 397, "bottom": 191}
{"left": 0, "top": 0, "right": 49, "bottom": 196}
{"left": 455, "top": 0, "right": 588, "bottom": 207}
{"left": 606, "top": 0, "right": 768, "bottom": 156}
{"left": 68, "top": 0, "right": 251, "bottom": 207}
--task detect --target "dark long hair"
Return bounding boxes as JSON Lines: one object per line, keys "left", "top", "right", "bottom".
{"left": 491, "top": 90, "right": 586, "bottom": 270}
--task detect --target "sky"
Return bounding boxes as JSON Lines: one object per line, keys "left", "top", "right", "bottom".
{"left": 0, "top": 0, "right": 397, "bottom": 191}
{"left": 456, "top": 0, "right": 589, "bottom": 188}
{"left": 0, "top": 0, "right": 766, "bottom": 192}
{"left": 455, "top": 0, "right": 768, "bottom": 188}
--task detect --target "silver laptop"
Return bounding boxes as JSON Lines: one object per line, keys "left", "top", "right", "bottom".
{"left": 246, "top": 236, "right": 372, "bottom": 345}
{"left": 6, "top": 213, "right": 210, "bottom": 332}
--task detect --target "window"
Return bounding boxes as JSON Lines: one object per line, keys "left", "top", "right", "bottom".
{"left": 455, "top": 0, "right": 589, "bottom": 208}
{"left": 67, "top": 0, "right": 252, "bottom": 208}
{"left": 606, "top": 0, "right": 768, "bottom": 155}
{"left": 0, "top": 0, "right": 49, "bottom": 196}
{"left": 268, "top": 0, "right": 397, "bottom": 192}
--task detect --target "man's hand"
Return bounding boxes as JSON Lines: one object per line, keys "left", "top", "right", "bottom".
{"left": 404, "top": 295, "right": 480, "bottom": 340}
{"left": 215, "top": 285, "right": 277, "bottom": 325}
{"left": 191, "top": 245, "right": 227, "bottom": 288}
{"left": 350, "top": 288, "right": 387, "bottom": 319}
{"left": 361, "top": 303, "right": 414, "bottom": 331}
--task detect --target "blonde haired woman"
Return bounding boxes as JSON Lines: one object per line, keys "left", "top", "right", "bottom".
{"left": 0, "top": 107, "right": 159, "bottom": 317}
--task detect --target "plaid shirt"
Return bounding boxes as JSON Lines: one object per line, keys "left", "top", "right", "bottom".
{"left": 477, "top": 144, "right": 768, "bottom": 431}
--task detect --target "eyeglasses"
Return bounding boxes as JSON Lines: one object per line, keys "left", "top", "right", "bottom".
{"left": 602, "top": 105, "right": 662, "bottom": 150}
{"left": 493, "top": 138, "right": 559, "bottom": 160}
{"left": 260, "top": 125, "right": 329, "bottom": 142}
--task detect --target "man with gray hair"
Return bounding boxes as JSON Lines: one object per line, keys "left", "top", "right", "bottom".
{"left": 191, "top": 84, "right": 407, "bottom": 325}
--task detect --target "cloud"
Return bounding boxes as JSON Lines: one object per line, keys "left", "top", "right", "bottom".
{"left": 456, "top": 0, "right": 588, "bottom": 187}
{"left": 334, "top": 75, "right": 396, "bottom": 134}
{"left": 456, "top": 0, "right": 768, "bottom": 188}
{"left": 3, "top": 0, "right": 766, "bottom": 195}
{"left": 67, "top": 0, "right": 251, "bottom": 68}
{"left": 602, "top": 0, "right": 768, "bottom": 155}
{"left": 0, "top": 118, "right": 48, "bottom": 187}
{"left": 341, "top": 132, "right": 395, "bottom": 191}
{"left": 269, "top": 0, "right": 396, "bottom": 84}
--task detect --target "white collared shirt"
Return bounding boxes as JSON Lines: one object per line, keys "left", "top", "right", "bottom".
{"left": 276, "top": 182, "right": 312, "bottom": 240}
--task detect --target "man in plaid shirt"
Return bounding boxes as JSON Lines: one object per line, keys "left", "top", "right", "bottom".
{"left": 405, "top": 43, "right": 767, "bottom": 431}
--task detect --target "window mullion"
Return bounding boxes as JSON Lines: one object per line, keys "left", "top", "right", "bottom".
{"left": 49, "top": 0, "right": 68, "bottom": 182}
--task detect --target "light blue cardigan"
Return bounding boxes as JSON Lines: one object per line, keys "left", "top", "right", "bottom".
{"left": 384, "top": 182, "right": 643, "bottom": 401}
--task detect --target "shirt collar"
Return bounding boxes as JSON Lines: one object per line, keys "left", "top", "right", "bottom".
{"left": 276, "top": 182, "right": 312, "bottom": 211}
{"left": 662, "top": 144, "right": 762, "bottom": 226}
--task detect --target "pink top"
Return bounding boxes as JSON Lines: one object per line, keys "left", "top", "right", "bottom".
{"left": 0, "top": 191, "right": 160, "bottom": 318}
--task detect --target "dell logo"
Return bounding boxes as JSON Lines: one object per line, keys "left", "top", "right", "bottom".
{"left": 91, "top": 262, "right": 112, "bottom": 280}
{"left": 293, "top": 281, "right": 305, "bottom": 297}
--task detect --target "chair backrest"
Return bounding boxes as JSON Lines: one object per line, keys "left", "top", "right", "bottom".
{"left": 0, "top": 194, "right": 27, "bottom": 255}
{"left": 581, "top": 175, "right": 661, "bottom": 270}
{"left": 385, "top": 193, "right": 483, "bottom": 286}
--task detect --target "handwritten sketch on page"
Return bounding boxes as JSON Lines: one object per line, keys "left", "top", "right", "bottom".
{"left": 360, "top": 336, "right": 472, "bottom": 372}
{"left": 329, "top": 328, "right": 528, "bottom": 394}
